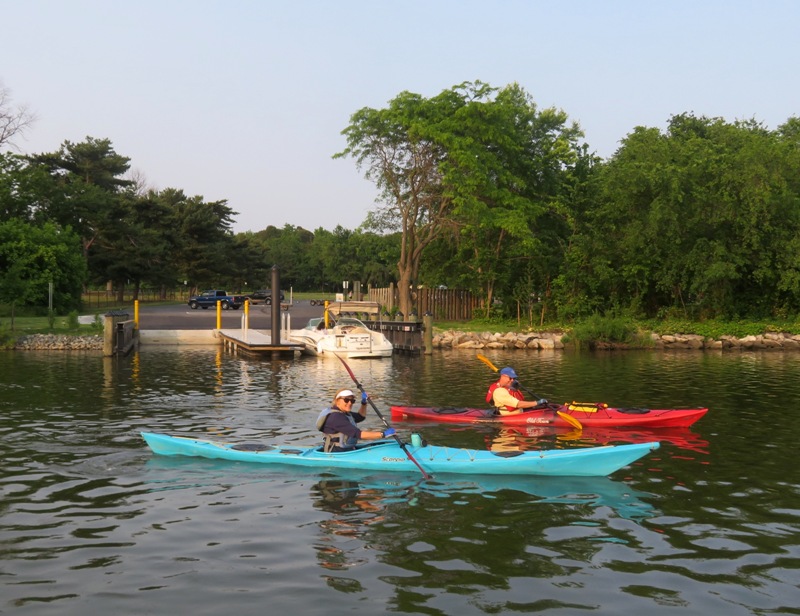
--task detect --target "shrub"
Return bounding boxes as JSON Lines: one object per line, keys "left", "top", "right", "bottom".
{"left": 570, "top": 313, "right": 636, "bottom": 348}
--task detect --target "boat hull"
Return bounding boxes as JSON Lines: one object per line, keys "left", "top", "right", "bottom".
{"left": 141, "top": 432, "right": 659, "bottom": 477}
{"left": 390, "top": 404, "right": 708, "bottom": 428}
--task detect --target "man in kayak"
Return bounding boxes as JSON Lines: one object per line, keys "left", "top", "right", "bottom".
{"left": 316, "top": 388, "right": 396, "bottom": 451}
{"left": 487, "top": 367, "right": 548, "bottom": 415}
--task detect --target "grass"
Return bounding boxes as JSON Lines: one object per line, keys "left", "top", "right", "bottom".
{"left": 1, "top": 314, "right": 103, "bottom": 335}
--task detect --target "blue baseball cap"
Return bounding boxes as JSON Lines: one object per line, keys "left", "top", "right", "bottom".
{"left": 500, "top": 367, "right": 517, "bottom": 378}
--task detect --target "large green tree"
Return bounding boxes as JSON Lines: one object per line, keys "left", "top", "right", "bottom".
{"left": 27, "top": 137, "right": 132, "bottom": 268}
{"left": 336, "top": 86, "right": 460, "bottom": 316}
{"left": 337, "top": 81, "right": 583, "bottom": 317}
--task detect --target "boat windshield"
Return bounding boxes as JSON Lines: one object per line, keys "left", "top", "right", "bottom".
{"left": 303, "top": 316, "right": 369, "bottom": 331}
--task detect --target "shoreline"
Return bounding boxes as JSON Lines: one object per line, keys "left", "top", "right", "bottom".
{"left": 432, "top": 329, "right": 800, "bottom": 351}
{"left": 10, "top": 329, "right": 800, "bottom": 351}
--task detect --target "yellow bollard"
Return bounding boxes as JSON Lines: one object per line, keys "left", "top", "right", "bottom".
{"left": 134, "top": 300, "right": 139, "bottom": 329}
{"left": 216, "top": 300, "right": 222, "bottom": 329}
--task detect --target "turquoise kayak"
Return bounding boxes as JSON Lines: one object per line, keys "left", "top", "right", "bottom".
{"left": 140, "top": 432, "right": 659, "bottom": 477}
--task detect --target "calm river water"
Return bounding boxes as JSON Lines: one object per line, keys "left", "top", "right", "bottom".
{"left": 2, "top": 346, "right": 799, "bottom": 615}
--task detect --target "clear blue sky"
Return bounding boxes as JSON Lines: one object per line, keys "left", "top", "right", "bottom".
{"left": 3, "top": 0, "right": 797, "bottom": 233}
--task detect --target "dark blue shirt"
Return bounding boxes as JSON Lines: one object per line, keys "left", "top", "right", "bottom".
{"left": 321, "top": 410, "right": 366, "bottom": 439}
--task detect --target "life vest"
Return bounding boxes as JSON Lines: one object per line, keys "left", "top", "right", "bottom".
{"left": 485, "top": 381, "right": 525, "bottom": 411}
{"left": 316, "top": 407, "right": 358, "bottom": 452}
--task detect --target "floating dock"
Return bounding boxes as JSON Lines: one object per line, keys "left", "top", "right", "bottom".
{"left": 217, "top": 329, "right": 305, "bottom": 357}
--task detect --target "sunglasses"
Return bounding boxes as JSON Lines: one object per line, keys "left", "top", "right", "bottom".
{"left": 340, "top": 397, "right": 356, "bottom": 404}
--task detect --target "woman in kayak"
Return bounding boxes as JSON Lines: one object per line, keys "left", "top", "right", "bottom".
{"left": 487, "top": 367, "right": 548, "bottom": 415}
{"left": 316, "top": 388, "right": 395, "bottom": 451}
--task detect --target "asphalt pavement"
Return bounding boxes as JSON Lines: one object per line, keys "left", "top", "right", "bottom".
{"left": 137, "top": 301, "right": 325, "bottom": 330}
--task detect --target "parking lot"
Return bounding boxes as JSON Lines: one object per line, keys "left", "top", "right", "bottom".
{"left": 136, "top": 301, "right": 324, "bottom": 330}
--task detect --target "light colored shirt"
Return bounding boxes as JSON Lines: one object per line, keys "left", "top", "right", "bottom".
{"left": 492, "top": 386, "right": 521, "bottom": 414}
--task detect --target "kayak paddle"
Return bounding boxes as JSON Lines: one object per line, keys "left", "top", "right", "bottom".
{"left": 334, "top": 353, "right": 432, "bottom": 480}
{"left": 476, "top": 353, "right": 583, "bottom": 430}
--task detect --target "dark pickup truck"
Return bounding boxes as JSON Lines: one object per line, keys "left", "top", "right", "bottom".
{"left": 247, "top": 289, "right": 285, "bottom": 305}
{"left": 188, "top": 290, "right": 247, "bottom": 310}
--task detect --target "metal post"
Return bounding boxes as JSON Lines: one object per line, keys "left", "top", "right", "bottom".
{"left": 271, "top": 265, "right": 281, "bottom": 345}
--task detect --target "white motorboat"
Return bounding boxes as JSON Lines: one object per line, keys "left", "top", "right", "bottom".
{"left": 288, "top": 316, "right": 394, "bottom": 358}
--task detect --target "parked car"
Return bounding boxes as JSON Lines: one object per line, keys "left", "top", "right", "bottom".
{"left": 248, "top": 290, "right": 285, "bottom": 305}
{"left": 187, "top": 290, "right": 246, "bottom": 310}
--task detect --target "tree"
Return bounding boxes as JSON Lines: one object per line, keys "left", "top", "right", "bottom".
{"left": 337, "top": 81, "right": 583, "bottom": 317}
{"left": 336, "top": 86, "right": 462, "bottom": 316}
{"left": 577, "top": 113, "right": 800, "bottom": 319}
{"left": 27, "top": 137, "right": 133, "bottom": 263}
{"left": 166, "top": 189, "right": 239, "bottom": 291}
{"left": 88, "top": 187, "right": 179, "bottom": 299}
{"left": 0, "top": 82, "right": 36, "bottom": 151}
{"left": 434, "top": 83, "right": 583, "bottom": 316}
{"left": 0, "top": 152, "right": 56, "bottom": 222}
{"left": 0, "top": 219, "right": 86, "bottom": 321}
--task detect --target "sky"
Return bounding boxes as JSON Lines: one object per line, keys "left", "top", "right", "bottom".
{"left": 2, "top": 0, "right": 798, "bottom": 234}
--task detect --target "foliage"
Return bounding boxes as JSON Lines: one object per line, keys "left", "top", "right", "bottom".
{"left": 568, "top": 313, "right": 637, "bottom": 347}
{"left": 0, "top": 219, "right": 87, "bottom": 314}
{"left": 67, "top": 310, "right": 79, "bottom": 330}
{"left": 337, "top": 81, "right": 585, "bottom": 319}
{"left": 557, "top": 113, "right": 800, "bottom": 320}
{"left": 2, "top": 85, "right": 800, "bottom": 330}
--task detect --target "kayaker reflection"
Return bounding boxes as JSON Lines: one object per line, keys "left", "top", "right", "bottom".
{"left": 487, "top": 426, "right": 552, "bottom": 452}
{"left": 316, "top": 388, "right": 395, "bottom": 451}
{"left": 487, "top": 367, "right": 547, "bottom": 415}
{"left": 311, "top": 478, "right": 385, "bottom": 571}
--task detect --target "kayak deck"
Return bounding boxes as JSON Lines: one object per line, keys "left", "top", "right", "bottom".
{"left": 141, "top": 432, "right": 659, "bottom": 477}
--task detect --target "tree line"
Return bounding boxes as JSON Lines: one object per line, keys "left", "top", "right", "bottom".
{"left": 1, "top": 80, "right": 799, "bottom": 322}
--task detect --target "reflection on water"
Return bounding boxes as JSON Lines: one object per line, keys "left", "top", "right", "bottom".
{"left": 1, "top": 347, "right": 800, "bottom": 614}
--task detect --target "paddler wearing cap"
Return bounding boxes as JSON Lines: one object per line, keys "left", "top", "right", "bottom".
{"left": 316, "top": 388, "right": 396, "bottom": 452}
{"left": 486, "top": 367, "right": 547, "bottom": 416}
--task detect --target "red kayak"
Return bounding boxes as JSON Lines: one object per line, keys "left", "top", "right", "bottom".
{"left": 390, "top": 402, "right": 708, "bottom": 428}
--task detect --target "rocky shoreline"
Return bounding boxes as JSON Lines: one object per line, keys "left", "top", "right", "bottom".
{"left": 12, "top": 334, "right": 104, "bottom": 351}
{"left": 11, "top": 330, "right": 800, "bottom": 351}
{"left": 432, "top": 330, "right": 800, "bottom": 350}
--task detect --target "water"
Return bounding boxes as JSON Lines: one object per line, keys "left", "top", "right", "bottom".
{"left": 2, "top": 347, "right": 799, "bottom": 615}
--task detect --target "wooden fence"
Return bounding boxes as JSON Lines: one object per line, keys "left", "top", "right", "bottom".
{"left": 82, "top": 289, "right": 190, "bottom": 310}
{"left": 366, "top": 285, "right": 481, "bottom": 321}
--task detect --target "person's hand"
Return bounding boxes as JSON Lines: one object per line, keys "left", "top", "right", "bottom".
{"left": 361, "top": 392, "right": 369, "bottom": 405}
{"left": 537, "top": 398, "right": 548, "bottom": 405}
{"left": 382, "top": 428, "right": 396, "bottom": 437}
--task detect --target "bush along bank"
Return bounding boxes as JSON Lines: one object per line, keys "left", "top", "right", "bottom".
{"left": 432, "top": 330, "right": 800, "bottom": 350}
